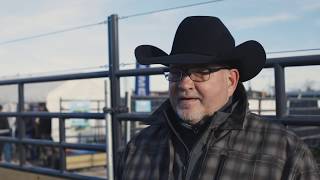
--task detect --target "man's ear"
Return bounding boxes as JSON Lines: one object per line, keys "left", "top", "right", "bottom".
{"left": 227, "top": 69, "right": 240, "bottom": 96}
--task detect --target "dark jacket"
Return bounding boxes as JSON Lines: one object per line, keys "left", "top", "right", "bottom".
{"left": 118, "top": 84, "right": 319, "bottom": 180}
{"left": 0, "top": 116, "right": 10, "bottom": 136}
{"left": 38, "top": 116, "right": 52, "bottom": 139}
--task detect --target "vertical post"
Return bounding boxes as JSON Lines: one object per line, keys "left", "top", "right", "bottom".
{"left": 125, "top": 91, "right": 132, "bottom": 143}
{"left": 258, "top": 98, "right": 261, "bottom": 115}
{"left": 59, "top": 97, "right": 62, "bottom": 112}
{"left": 108, "top": 14, "right": 121, "bottom": 180}
{"left": 105, "top": 80, "right": 114, "bottom": 180}
{"left": 274, "top": 64, "right": 287, "bottom": 118}
{"left": 106, "top": 113, "right": 114, "bottom": 180}
{"left": 17, "top": 83, "right": 26, "bottom": 166}
{"left": 59, "top": 118, "right": 66, "bottom": 172}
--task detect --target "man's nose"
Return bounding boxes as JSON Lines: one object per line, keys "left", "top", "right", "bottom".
{"left": 178, "top": 75, "right": 194, "bottom": 90}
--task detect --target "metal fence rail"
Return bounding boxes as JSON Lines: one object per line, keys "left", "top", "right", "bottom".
{"left": 0, "top": 13, "right": 319, "bottom": 180}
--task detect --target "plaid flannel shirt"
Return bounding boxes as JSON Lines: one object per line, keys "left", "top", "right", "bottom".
{"left": 117, "top": 85, "right": 319, "bottom": 180}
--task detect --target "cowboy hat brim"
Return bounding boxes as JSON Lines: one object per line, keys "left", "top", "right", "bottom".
{"left": 135, "top": 40, "right": 266, "bottom": 82}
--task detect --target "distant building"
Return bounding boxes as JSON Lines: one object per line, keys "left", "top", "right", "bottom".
{"left": 287, "top": 90, "right": 320, "bottom": 115}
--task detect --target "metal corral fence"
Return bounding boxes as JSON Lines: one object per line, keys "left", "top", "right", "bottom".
{"left": 0, "top": 14, "right": 319, "bottom": 180}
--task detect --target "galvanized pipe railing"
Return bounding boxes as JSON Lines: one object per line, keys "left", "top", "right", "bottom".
{"left": 108, "top": 14, "right": 121, "bottom": 180}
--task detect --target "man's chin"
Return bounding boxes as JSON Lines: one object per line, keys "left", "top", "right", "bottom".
{"left": 176, "top": 109, "right": 204, "bottom": 124}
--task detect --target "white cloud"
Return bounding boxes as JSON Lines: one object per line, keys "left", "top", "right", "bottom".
{"left": 0, "top": 0, "right": 108, "bottom": 41}
{"left": 0, "top": 1, "right": 109, "bottom": 77}
{"left": 301, "top": 1, "right": 320, "bottom": 11}
{"left": 118, "top": 12, "right": 181, "bottom": 65}
{"left": 229, "top": 13, "right": 298, "bottom": 30}
{"left": 286, "top": 66, "right": 320, "bottom": 91}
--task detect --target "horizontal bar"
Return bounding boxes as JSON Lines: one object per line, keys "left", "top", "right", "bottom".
{"left": 1, "top": 111, "right": 318, "bottom": 126}
{"left": 116, "top": 112, "right": 151, "bottom": 123}
{"left": 0, "top": 71, "right": 109, "bottom": 85}
{"left": 289, "top": 107, "right": 320, "bottom": 110}
{"left": 0, "top": 163, "right": 106, "bottom": 180}
{"left": 61, "top": 142, "right": 106, "bottom": 151}
{"left": 265, "top": 54, "right": 320, "bottom": 68}
{"left": 250, "top": 109, "right": 275, "bottom": 111}
{"left": 63, "top": 134, "right": 106, "bottom": 139}
{"left": 0, "top": 112, "right": 105, "bottom": 119}
{"left": 116, "top": 67, "right": 167, "bottom": 76}
{"left": 117, "top": 113, "right": 320, "bottom": 126}
{"left": 0, "top": 137, "right": 106, "bottom": 151}
{"left": 263, "top": 115, "right": 320, "bottom": 126}
{"left": 0, "top": 55, "right": 319, "bottom": 86}
{"left": 115, "top": 55, "right": 320, "bottom": 77}
{"left": 131, "top": 95, "right": 168, "bottom": 99}
{"left": 117, "top": 55, "right": 320, "bottom": 77}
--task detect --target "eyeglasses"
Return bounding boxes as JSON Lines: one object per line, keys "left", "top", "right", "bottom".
{"left": 164, "top": 66, "right": 228, "bottom": 82}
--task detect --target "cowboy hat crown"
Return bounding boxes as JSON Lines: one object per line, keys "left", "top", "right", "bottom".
{"left": 135, "top": 16, "right": 266, "bottom": 82}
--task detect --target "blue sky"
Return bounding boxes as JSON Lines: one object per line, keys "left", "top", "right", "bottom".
{"left": 0, "top": 0, "right": 320, "bottom": 93}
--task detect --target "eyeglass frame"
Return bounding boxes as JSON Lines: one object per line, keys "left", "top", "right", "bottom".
{"left": 164, "top": 66, "right": 231, "bottom": 82}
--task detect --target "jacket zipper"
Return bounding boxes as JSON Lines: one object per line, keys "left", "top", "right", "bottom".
{"left": 187, "top": 127, "right": 217, "bottom": 180}
{"left": 164, "top": 112, "right": 191, "bottom": 179}
{"left": 196, "top": 129, "right": 231, "bottom": 180}
{"left": 164, "top": 111, "right": 229, "bottom": 180}
{"left": 183, "top": 129, "right": 206, "bottom": 180}
{"left": 194, "top": 128, "right": 216, "bottom": 180}
{"left": 213, "top": 153, "right": 227, "bottom": 180}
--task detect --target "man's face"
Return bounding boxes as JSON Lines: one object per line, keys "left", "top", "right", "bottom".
{"left": 168, "top": 64, "right": 239, "bottom": 124}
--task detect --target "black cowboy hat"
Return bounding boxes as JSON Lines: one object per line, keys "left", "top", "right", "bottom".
{"left": 135, "top": 16, "right": 266, "bottom": 82}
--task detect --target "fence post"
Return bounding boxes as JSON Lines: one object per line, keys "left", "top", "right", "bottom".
{"left": 274, "top": 64, "right": 287, "bottom": 118}
{"left": 59, "top": 118, "right": 66, "bottom": 172}
{"left": 125, "top": 91, "right": 132, "bottom": 143}
{"left": 108, "top": 14, "right": 121, "bottom": 180}
{"left": 17, "top": 83, "right": 26, "bottom": 166}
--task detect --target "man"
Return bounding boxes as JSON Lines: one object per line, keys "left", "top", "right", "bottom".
{"left": 36, "top": 103, "right": 52, "bottom": 140}
{"left": 117, "top": 16, "right": 319, "bottom": 180}
{"left": 35, "top": 103, "right": 57, "bottom": 168}
{"left": 0, "top": 105, "right": 11, "bottom": 162}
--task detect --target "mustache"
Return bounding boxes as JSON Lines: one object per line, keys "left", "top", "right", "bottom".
{"left": 176, "top": 91, "right": 201, "bottom": 99}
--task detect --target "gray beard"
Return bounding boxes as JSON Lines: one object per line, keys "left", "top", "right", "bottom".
{"left": 176, "top": 108, "right": 214, "bottom": 125}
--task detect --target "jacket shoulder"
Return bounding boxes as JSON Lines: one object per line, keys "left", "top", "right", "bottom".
{"left": 245, "top": 113, "right": 297, "bottom": 138}
{"left": 244, "top": 113, "right": 319, "bottom": 175}
{"left": 242, "top": 113, "right": 308, "bottom": 156}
